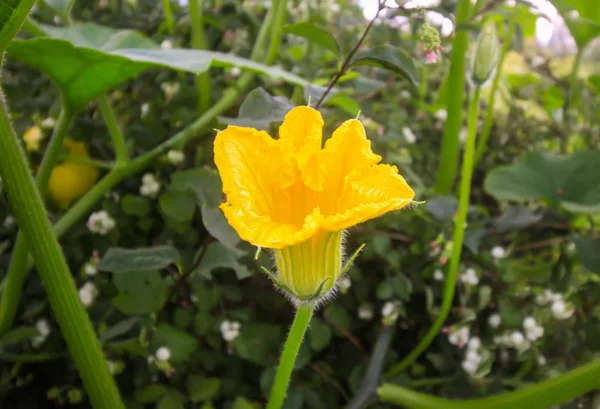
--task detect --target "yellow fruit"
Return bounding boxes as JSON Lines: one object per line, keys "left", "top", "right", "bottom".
{"left": 48, "top": 140, "right": 99, "bottom": 209}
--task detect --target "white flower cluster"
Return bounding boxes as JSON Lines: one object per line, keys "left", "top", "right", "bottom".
{"left": 78, "top": 282, "right": 99, "bottom": 307}
{"left": 488, "top": 313, "right": 501, "bottom": 328}
{"left": 155, "top": 346, "right": 171, "bottom": 362}
{"left": 462, "top": 337, "right": 482, "bottom": 376}
{"left": 140, "top": 173, "right": 160, "bottom": 198}
{"left": 448, "top": 326, "right": 470, "bottom": 348}
{"left": 491, "top": 246, "right": 506, "bottom": 259}
{"left": 161, "top": 82, "right": 180, "bottom": 101}
{"left": 402, "top": 127, "right": 417, "bottom": 144}
{"left": 433, "top": 269, "right": 444, "bottom": 281}
{"left": 493, "top": 330, "right": 528, "bottom": 349}
{"left": 167, "top": 149, "right": 185, "bottom": 166}
{"left": 536, "top": 290, "right": 575, "bottom": 320}
{"left": 523, "top": 316, "right": 544, "bottom": 341}
{"left": 160, "top": 39, "right": 173, "bottom": 49}
{"left": 338, "top": 276, "right": 352, "bottom": 294}
{"left": 83, "top": 262, "right": 98, "bottom": 277}
{"left": 220, "top": 320, "right": 241, "bottom": 342}
{"left": 358, "top": 303, "right": 374, "bottom": 321}
{"left": 32, "top": 319, "right": 51, "bottom": 348}
{"left": 3, "top": 215, "right": 16, "bottom": 230}
{"left": 141, "top": 103, "right": 150, "bottom": 118}
{"left": 434, "top": 109, "right": 447, "bottom": 122}
{"left": 461, "top": 267, "right": 479, "bottom": 286}
{"left": 41, "top": 117, "right": 56, "bottom": 129}
{"left": 87, "top": 210, "right": 116, "bottom": 235}
{"left": 381, "top": 300, "right": 401, "bottom": 324}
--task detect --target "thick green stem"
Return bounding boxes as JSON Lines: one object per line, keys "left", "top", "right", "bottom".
{"left": 161, "top": 0, "right": 174, "bottom": 34}
{"left": 0, "top": 93, "right": 124, "bottom": 409}
{"left": 379, "top": 359, "right": 600, "bottom": 409}
{"left": 0, "top": 0, "right": 38, "bottom": 51}
{"left": 266, "top": 303, "right": 315, "bottom": 409}
{"left": 97, "top": 94, "right": 129, "bottom": 164}
{"left": 434, "top": 0, "right": 471, "bottom": 194}
{"left": 0, "top": 106, "right": 73, "bottom": 337}
{"left": 473, "top": 13, "right": 516, "bottom": 166}
{"left": 189, "top": 0, "right": 211, "bottom": 114}
{"left": 386, "top": 86, "right": 482, "bottom": 379}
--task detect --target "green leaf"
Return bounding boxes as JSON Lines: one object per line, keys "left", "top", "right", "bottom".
{"left": 42, "top": 0, "right": 71, "bottom": 15}
{"left": 324, "top": 93, "right": 361, "bottom": 116}
{"left": 152, "top": 323, "right": 199, "bottom": 363}
{"left": 232, "top": 397, "right": 255, "bottom": 409}
{"left": 156, "top": 392, "right": 185, "bottom": 409}
{"left": 492, "top": 206, "right": 542, "bottom": 231}
{"left": 186, "top": 375, "right": 220, "bottom": 402}
{"left": 219, "top": 87, "right": 295, "bottom": 131}
{"left": 0, "top": 326, "right": 39, "bottom": 347}
{"left": 307, "top": 318, "right": 332, "bottom": 352}
{"left": 7, "top": 23, "right": 310, "bottom": 110}
{"left": 99, "top": 317, "right": 141, "bottom": 343}
{"left": 484, "top": 150, "right": 600, "bottom": 213}
{"left": 351, "top": 45, "right": 420, "bottom": 86}
{"left": 112, "top": 271, "right": 173, "bottom": 315}
{"left": 553, "top": 0, "right": 600, "bottom": 48}
{"left": 134, "top": 384, "right": 167, "bottom": 404}
{"left": 99, "top": 246, "right": 181, "bottom": 273}
{"left": 171, "top": 168, "right": 222, "bottom": 208}
{"left": 159, "top": 189, "right": 197, "bottom": 223}
{"left": 201, "top": 205, "right": 244, "bottom": 255}
{"left": 283, "top": 22, "right": 341, "bottom": 57}
{"left": 324, "top": 305, "right": 350, "bottom": 333}
{"left": 121, "top": 195, "right": 151, "bottom": 217}
{"left": 573, "top": 236, "right": 600, "bottom": 274}
{"left": 233, "top": 323, "right": 282, "bottom": 366}
{"left": 195, "top": 242, "right": 250, "bottom": 280}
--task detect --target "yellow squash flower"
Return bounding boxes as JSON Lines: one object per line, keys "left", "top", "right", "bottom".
{"left": 214, "top": 106, "right": 415, "bottom": 302}
{"left": 48, "top": 140, "right": 100, "bottom": 209}
{"left": 23, "top": 125, "right": 43, "bottom": 151}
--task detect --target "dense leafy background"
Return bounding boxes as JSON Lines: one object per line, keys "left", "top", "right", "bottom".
{"left": 1, "top": 0, "right": 600, "bottom": 408}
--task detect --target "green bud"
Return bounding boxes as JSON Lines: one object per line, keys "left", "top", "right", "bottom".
{"left": 470, "top": 20, "right": 500, "bottom": 85}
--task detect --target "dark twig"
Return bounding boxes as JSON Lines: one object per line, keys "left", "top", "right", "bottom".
{"left": 314, "top": 0, "right": 385, "bottom": 109}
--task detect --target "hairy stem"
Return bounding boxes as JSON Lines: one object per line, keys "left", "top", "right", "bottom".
{"left": 266, "top": 303, "right": 315, "bottom": 409}
{"left": 385, "top": 86, "right": 482, "bottom": 378}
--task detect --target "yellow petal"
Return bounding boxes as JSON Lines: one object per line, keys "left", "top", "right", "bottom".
{"left": 221, "top": 203, "right": 323, "bottom": 249}
{"left": 323, "top": 164, "right": 414, "bottom": 231}
{"left": 214, "top": 126, "right": 295, "bottom": 219}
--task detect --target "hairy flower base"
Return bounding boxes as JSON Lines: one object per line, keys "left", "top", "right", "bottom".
{"left": 271, "top": 230, "right": 345, "bottom": 304}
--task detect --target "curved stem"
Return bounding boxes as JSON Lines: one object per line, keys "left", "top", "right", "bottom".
{"left": 0, "top": 105, "right": 73, "bottom": 337}
{"left": 378, "top": 359, "right": 600, "bottom": 409}
{"left": 97, "top": 94, "right": 129, "bottom": 164}
{"left": 473, "top": 12, "right": 516, "bottom": 166}
{"left": 0, "top": 94, "right": 124, "bottom": 409}
{"left": 267, "top": 303, "right": 315, "bottom": 409}
{"left": 385, "top": 86, "right": 482, "bottom": 379}
{"left": 434, "top": 0, "right": 471, "bottom": 194}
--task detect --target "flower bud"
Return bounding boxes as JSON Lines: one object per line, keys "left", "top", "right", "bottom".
{"left": 470, "top": 20, "right": 500, "bottom": 86}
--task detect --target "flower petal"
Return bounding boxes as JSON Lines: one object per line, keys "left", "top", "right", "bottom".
{"left": 214, "top": 126, "right": 294, "bottom": 219}
{"left": 221, "top": 203, "right": 323, "bottom": 249}
{"left": 322, "top": 164, "right": 415, "bottom": 231}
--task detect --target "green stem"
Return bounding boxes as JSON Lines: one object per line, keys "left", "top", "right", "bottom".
{"left": 61, "top": 156, "right": 115, "bottom": 170}
{"left": 378, "top": 359, "right": 600, "bottom": 409}
{"left": 434, "top": 0, "right": 471, "bottom": 194}
{"left": 189, "top": 0, "right": 211, "bottom": 114}
{"left": 266, "top": 303, "right": 315, "bottom": 409}
{"left": 97, "top": 94, "right": 129, "bottom": 165}
{"left": 385, "top": 86, "right": 482, "bottom": 379}
{"left": 0, "top": 106, "right": 73, "bottom": 337}
{"left": 0, "top": 94, "right": 124, "bottom": 409}
{"left": 0, "top": 0, "right": 38, "bottom": 52}
{"left": 473, "top": 12, "right": 516, "bottom": 166}
{"left": 161, "top": 0, "right": 174, "bottom": 34}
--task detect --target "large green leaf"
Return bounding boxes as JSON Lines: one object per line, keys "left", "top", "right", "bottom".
{"left": 283, "top": 22, "right": 341, "bottom": 57}
{"left": 573, "top": 236, "right": 600, "bottom": 274}
{"left": 99, "top": 246, "right": 181, "bottom": 273}
{"left": 7, "top": 23, "right": 310, "bottom": 110}
{"left": 112, "top": 271, "right": 174, "bottom": 315}
{"left": 552, "top": 0, "right": 600, "bottom": 49}
{"left": 350, "top": 44, "right": 420, "bottom": 86}
{"left": 484, "top": 150, "right": 600, "bottom": 213}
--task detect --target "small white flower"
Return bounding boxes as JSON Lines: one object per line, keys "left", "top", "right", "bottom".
{"left": 358, "top": 304, "right": 374, "bottom": 321}
{"left": 160, "top": 39, "right": 173, "bottom": 49}
{"left": 459, "top": 128, "right": 468, "bottom": 143}
{"left": 461, "top": 268, "right": 479, "bottom": 286}
{"left": 155, "top": 346, "right": 171, "bottom": 362}
{"left": 448, "top": 327, "right": 470, "bottom": 347}
{"left": 510, "top": 331, "right": 525, "bottom": 346}
{"left": 41, "top": 117, "right": 56, "bottom": 129}
{"left": 526, "top": 325, "right": 544, "bottom": 341}
{"left": 381, "top": 301, "right": 401, "bottom": 323}
{"left": 3, "top": 215, "right": 16, "bottom": 229}
{"left": 488, "top": 313, "right": 501, "bottom": 328}
{"left": 402, "top": 127, "right": 417, "bottom": 144}
{"left": 141, "top": 103, "right": 150, "bottom": 119}
{"left": 551, "top": 299, "right": 574, "bottom": 320}
{"left": 87, "top": 210, "right": 116, "bottom": 235}
{"left": 462, "top": 359, "right": 478, "bottom": 375}
{"left": 230, "top": 66, "right": 242, "bottom": 77}
{"left": 161, "top": 82, "right": 181, "bottom": 101}
{"left": 434, "top": 109, "right": 447, "bottom": 121}
{"left": 491, "top": 246, "right": 506, "bottom": 259}
{"left": 220, "top": 320, "right": 241, "bottom": 342}
{"left": 467, "top": 337, "right": 481, "bottom": 351}
{"left": 338, "top": 276, "right": 352, "bottom": 293}
{"left": 140, "top": 173, "right": 160, "bottom": 199}
{"left": 167, "top": 149, "right": 185, "bottom": 166}
{"left": 32, "top": 318, "right": 52, "bottom": 348}
{"left": 523, "top": 317, "right": 536, "bottom": 330}
{"left": 537, "top": 355, "right": 547, "bottom": 366}
{"left": 536, "top": 289, "right": 560, "bottom": 306}
{"left": 433, "top": 269, "right": 444, "bottom": 281}
{"left": 78, "top": 282, "right": 99, "bottom": 307}
{"left": 465, "top": 350, "right": 481, "bottom": 365}
{"left": 84, "top": 262, "right": 98, "bottom": 277}
{"left": 400, "top": 90, "right": 411, "bottom": 99}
